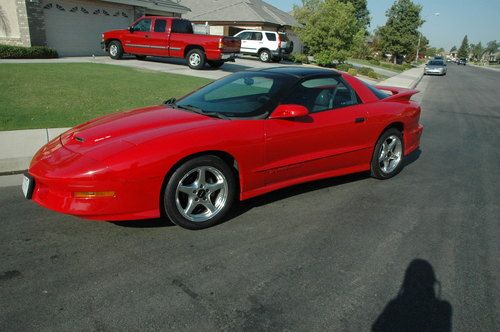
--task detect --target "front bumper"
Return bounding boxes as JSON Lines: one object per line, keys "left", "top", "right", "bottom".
{"left": 27, "top": 138, "right": 162, "bottom": 221}
{"left": 424, "top": 68, "right": 446, "bottom": 75}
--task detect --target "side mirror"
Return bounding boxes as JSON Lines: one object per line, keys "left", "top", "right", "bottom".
{"left": 269, "top": 104, "right": 309, "bottom": 119}
{"left": 128, "top": 26, "right": 134, "bottom": 33}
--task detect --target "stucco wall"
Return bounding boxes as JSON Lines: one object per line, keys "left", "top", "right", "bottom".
{"left": 0, "top": 0, "right": 21, "bottom": 39}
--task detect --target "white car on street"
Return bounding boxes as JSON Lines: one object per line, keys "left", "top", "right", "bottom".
{"left": 233, "top": 30, "right": 293, "bottom": 62}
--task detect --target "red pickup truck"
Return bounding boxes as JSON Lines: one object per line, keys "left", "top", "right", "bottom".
{"left": 101, "top": 16, "right": 241, "bottom": 70}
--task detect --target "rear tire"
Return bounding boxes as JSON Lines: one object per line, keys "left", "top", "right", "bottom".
{"left": 207, "top": 60, "right": 224, "bottom": 68}
{"left": 108, "top": 41, "right": 123, "bottom": 60}
{"left": 371, "top": 128, "right": 404, "bottom": 179}
{"left": 163, "top": 156, "right": 237, "bottom": 230}
{"left": 186, "top": 49, "right": 206, "bottom": 70}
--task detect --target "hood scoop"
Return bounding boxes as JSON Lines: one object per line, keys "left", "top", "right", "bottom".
{"left": 74, "top": 136, "right": 85, "bottom": 143}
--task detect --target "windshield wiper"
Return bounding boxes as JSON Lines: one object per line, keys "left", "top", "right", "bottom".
{"left": 177, "top": 104, "right": 230, "bottom": 120}
{"left": 164, "top": 97, "right": 177, "bottom": 106}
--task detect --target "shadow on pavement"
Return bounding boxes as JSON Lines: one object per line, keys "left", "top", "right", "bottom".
{"left": 372, "top": 259, "right": 452, "bottom": 332}
{"left": 111, "top": 218, "right": 175, "bottom": 228}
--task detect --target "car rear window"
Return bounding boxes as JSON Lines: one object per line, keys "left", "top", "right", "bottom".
{"left": 428, "top": 60, "right": 444, "bottom": 66}
{"left": 171, "top": 19, "right": 193, "bottom": 34}
{"left": 265, "top": 33, "right": 276, "bottom": 41}
{"left": 361, "top": 81, "right": 391, "bottom": 100}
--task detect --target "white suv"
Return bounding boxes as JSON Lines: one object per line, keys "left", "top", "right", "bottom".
{"left": 233, "top": 30, "right": 292, "bottom": 62}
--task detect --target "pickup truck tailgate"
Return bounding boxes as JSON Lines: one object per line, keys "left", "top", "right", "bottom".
{"left": 222, "top": 37, "right": 241, "bottom": 53}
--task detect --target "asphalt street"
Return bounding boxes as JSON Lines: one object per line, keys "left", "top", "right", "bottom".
{"left": 1, "top": 64, "right": 498, "bottom": 331}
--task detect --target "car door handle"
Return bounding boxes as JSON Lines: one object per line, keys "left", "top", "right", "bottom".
{"left": 355, "top": 117, "right": 365, "bottom": 123}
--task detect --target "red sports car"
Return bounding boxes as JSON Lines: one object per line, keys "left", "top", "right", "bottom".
{"left": 23, "top": 67, "right": 423, "bottom": 229}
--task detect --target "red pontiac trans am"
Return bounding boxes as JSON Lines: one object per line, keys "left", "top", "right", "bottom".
{"left": 23, "top": 67, "right": 423, "bottom": 229}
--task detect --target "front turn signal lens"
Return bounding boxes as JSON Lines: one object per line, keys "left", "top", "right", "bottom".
{"left": 74, "top": 191, "right": 116, "bottom": 198}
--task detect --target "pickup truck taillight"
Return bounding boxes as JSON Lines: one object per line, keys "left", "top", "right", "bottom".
{"left": 218, "top": 38, "right": 224, "bottom": 49}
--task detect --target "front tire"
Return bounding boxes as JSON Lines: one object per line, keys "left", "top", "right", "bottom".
{"left": 259, "top": 49, "right": 271, "bottom": 62}
{"left": 108, "top": 41, "right": 123, "bottom": 60}
{"left": 186, "top": 49, "right": 206, "bottom": 69}
{"left": 371, "top": 128, "right": 404, "bottom": 179}
{"left": 163, "top": 156, "right": 236, "bottom": 230}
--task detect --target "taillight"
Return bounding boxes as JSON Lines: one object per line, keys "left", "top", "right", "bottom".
{"left": 218, "top": 37, "right": 224, "bottom": 49}
{"left": 278, "top": 34, "right": 282, "bottom": 48}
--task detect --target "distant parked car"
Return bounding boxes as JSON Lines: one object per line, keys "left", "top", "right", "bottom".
{"left": 424, "top": 59, "right": 447, "bottom": 76}
{"left": 233, "top": 30, "right": 293, "bottom": 62}
{"left": 102, "top": 16, "right": 241, "bottom": 69}
{"left": 457, "top": 58, "right": 467, "bottom": 65}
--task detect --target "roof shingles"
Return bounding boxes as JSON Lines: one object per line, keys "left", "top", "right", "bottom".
{"left": 179, "top": 0, "right": 298, "bottom": 27}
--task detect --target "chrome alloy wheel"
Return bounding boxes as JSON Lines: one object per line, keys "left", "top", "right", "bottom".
{"left": 109, "top": 44, "right": 118, "bottom": 57}
{"left": 175, "top": 166, "right": 228, "bottom": 222}
{"left": 189, "top": 53, "right": 201, "bottom": 67}
{"left": 378, "top": 135, "right": 403, "bottom": 174}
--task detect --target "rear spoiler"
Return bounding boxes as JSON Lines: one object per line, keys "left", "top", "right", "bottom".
{"left": 375, "top": 86, "right": 419, "bottom": 102}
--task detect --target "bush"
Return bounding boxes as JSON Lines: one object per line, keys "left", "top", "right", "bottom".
{"left": 336, "top": 63, "right": 353, "bottom": 72}
{"left": 357, "top": 66, "right": 374, "bottom": 76}
{"left": 367, "top": 71, "right": 379, "bottom": 79}
{"left": 289, "top": 53, "right": 309, "bottom": 64}
{"left": 0, "top": 44, "right": 58, "bottom": 59}
{"left": 347, "top": 68, "right": 358, "bottom": 76}
{"left": 369, "top": 59, "right": 381, "bottom": 66}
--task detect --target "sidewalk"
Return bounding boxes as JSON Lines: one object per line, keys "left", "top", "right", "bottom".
{"left": 0, "top": 63, "right": 423, "bottom": 174}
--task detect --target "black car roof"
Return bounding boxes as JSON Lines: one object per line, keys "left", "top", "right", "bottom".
{"left": 250, "top": 66, "right": 341, "bottom": 78}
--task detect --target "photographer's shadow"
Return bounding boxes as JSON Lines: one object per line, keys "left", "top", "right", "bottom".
{"left": 372, "top": 259, "right": 452, "bottom": 332}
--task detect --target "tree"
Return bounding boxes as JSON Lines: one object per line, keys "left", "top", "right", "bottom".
{"left": 457, "top": 35, "right": 469, "bottom": 59}
{"left": 338, "top": 0, "right": 370, "bottom": 31}
{"left": 450, "top": 45, "right": 457, "bottom": 52}
{"left": 470, "top": 42, "right": 484, "bottom": 61}
{"left": 293, "top": 0, "right": 361, "bottom": 65}
{"left": 485, "top": 40, "right": 498, "bottom": 54}
{"left": 377, "top": 0, "right": 424, "bottom": 63}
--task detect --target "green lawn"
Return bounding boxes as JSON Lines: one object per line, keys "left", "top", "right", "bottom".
{"left": 0, "top": 63, "right": 213, "bottom": 130}
{"left": 348, "top": 58, "right": 414, "bottom": 73}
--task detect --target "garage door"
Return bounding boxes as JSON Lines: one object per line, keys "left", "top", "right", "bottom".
{"left": 41, "top": 0, "right": 134, "bottom": 56}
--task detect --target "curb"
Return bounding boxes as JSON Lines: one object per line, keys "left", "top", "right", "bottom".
{"left": 0, "top": 128, "right": 69, "bottom": 173}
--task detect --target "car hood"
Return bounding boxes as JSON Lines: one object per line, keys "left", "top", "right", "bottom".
{"left": 60, "top": 105, "right": 218, "bottom": 155}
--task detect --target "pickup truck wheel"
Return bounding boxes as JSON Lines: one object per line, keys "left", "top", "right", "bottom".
{"left": 108, "top": 41, "right": 123, "bottom": 60}
{"left": 186, "top": 49, "right": 206, "bottom": 69}
{"left": 259, "top": 49, "right": 271, "bottom": 62}
{"left": 207, "top": 60, "right": 224, "bottom": 68}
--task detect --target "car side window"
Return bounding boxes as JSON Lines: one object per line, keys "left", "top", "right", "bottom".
{"left": 282, "top": 77, "right": 359, "bottom": 113}
{"left": 154, "top": 19, "right": 166, "bottom": 33}
{"left": 133, "top": 18, "right": 152, "bottom": 32}
{"left": 252, "top": 32, "right": 263, "bottom": 41}
{"left": 265, "top": 33, "right": 276, "bottom": 41}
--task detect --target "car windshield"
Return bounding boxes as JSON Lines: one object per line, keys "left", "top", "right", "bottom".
{"left": 175, "top": 72, "right": 295, "bottom": 118}
{"left": 428, "top": 60, "right": 444, "bottom": 66}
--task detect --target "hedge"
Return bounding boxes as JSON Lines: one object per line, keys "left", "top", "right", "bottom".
{"left": 0, "top": 44, "right": 58, "bottom": 59}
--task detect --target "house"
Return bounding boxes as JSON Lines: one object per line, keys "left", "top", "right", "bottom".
{"left": 179, "top": 0, "right": 303, "bottom": 54}
{"left": 0, "top": 0, "right": 190, "bottom": 56}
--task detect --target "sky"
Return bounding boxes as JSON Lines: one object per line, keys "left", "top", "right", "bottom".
{"left": 265, "top": 0, "right": 500, "bottom": 50}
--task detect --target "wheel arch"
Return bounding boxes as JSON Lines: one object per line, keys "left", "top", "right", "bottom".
{"left": 105, "top": 39, "right": 121, "bottom": 50}
{"left": 184, "top": 45, "right": 205, "bottom": 57}
{"left": 371, "top": 122, "right": 405, "bottom": 161}
{"left": 159, "top": 150, "right": 241, "bottom": 216}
